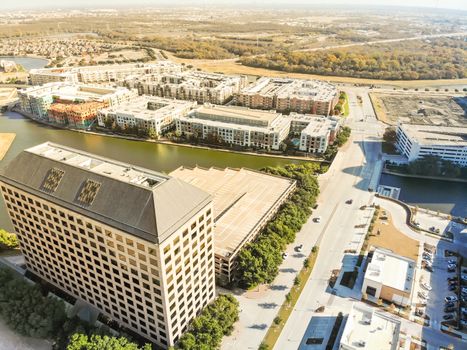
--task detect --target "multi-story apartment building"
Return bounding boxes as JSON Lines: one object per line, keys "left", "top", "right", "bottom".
{"left": 0, "top": 143, "right": 215, "bottom": 348}
{"left": 396, "top": 124, "right": 467, "bottom": 166}
{"left": 18, "top": 83, "right": 137, "bottom": 122}
{"left": 295, "top": 115, "right": 340, "bottom": 154}
{"left": 175, "top": 104, "right": 291, "bottom": 150}
{"left": 97, "top": 96, "right": 195, "bottom": 136}
{"left": 236, "top": 77, "right": 339, "bottom": 116}
{"left": 48, "top": 101, "right": 108, "bottom": 129}
{"left": 30, "top": 62, "right": 183, "bottom": 86}
{"left": 125, "top": 71, "right": 247, "bottom": 105}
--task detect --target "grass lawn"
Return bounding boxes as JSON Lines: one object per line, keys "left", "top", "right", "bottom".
{"left": 342, "top": 93, "right": 350, "bottom": 117}
{"left": 368, "top": 207, "right": 419, "bottom": 261}
{"left": 261, "top": 248, "right": 319, "bottom": 349}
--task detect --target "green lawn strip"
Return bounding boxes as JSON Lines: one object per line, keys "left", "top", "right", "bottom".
{"left": 342, "top": 93, "right": 350, "bottom": 117}
{"left": 261, "top": 247, "right": 319, "bottom": 349}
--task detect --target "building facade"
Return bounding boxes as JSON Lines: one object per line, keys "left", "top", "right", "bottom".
{"left": 97, "top": 96, "right": 195, "bottom": 136}
{"left": 30, "top": 62, "right": 183, "bottom": 86}
{"left": 362, "top": 247, "right": 415, "bottom": 307}
{"left": 18, "top": 83, "right": 137, "bottom": 125}
{"left": 293, "top": 115, "right": 340, "bottom": 154}
{"left": 126, "top": 71, "right": 247, "bottom": 105}
{"left": 236, "top": 77, "right": 339, "bottom": 116}
{"left": 0, "top": 143, "right": 215, "bottom": 348}
{"left": 175, "top": 105, "right": 290, "bottom": 150}
{"left": 396, "top": 124, "right": 467, "bottom": 166}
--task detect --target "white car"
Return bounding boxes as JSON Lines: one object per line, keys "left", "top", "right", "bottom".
{"left": 445, "top": 296, "right": 458, "bottom": 303}
{"left": 282, "top": 252, "right": 288, "bottom": 259}
{"left": 418, "top": 291, "right": 429, "bottom": 300}
{"left": 421, "top": 282, "right": 432, "bottom": 291}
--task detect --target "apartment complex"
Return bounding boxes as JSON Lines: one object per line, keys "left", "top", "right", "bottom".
{"left": 97, "top": 96, "right": 196, "bottom": 136}
{"left": 30, "top": 62, "right": 183, "bottom": 85}
{"left": 396, "top": 123, "right": 467, "bottom": 166}
{"left": 340, "top": 303, "right": 401, "bottom": 350}
{"left": 236, "top": 77, "right": 339, "bottom": 116}
{"left": 176, "top": 104, "right": 291, "bottom": 150}
{"left": 18, "top": 83, "right": 137, "bottom": 124}
{"left": 49, "top": 101, "right": 108, "bottom": 129}
{"left": 0, "top": 143, "right": 215, "bottom": 348}
{"left": 170, "top": 166, "right": 295, "bottom": 282}
{"left": 125, "top": 71, "right": 247, "bottom": 105}
{"left": 362, "top": 247, "right": 415, "bottom": 307}
{"left": 296, "top": 115, "right": 340, "bottom": 154}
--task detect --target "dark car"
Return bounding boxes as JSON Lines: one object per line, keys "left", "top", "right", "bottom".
{"left": 445, "top": 301, "right": 455, "bottom": 308}
{"left": 443, "top": 314, "right": 455, "bottom": 321}
{"left": 346, "top": 199, "right": 353, "bottom": 204}
{"left": 449, "top": 285, "right": 458, "bottom": 292}
{"left": 445, "top": 250, "right": 457, "bottom": 257}
{"left": 445, "top": 307, "right": 457, "bottom": 313}
{"left": 448, "top": 276, "right": 458, "bottom": 282}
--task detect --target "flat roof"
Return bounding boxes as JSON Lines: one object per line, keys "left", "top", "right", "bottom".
{"left": 170, "top": 166, "right": 295, "bottom": 257}
{"left": 365, "top": 247, "right": 415, "bottom": 292}
{"left": 340, "top": 303, "right": 400, "bottom": 350}
{"left": 399, "top": 124, "right": 467, "bottom": 147}
{"left": 301, "top": 117, "right": 337, "bottom": 136}
{"left": 195, "top": 105, "right": 281, "bottom": 125}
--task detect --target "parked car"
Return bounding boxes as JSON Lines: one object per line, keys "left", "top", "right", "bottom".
{"left": 425, "top": 265, "right": 434, "bottom": 272}
{"left": 449, "top": 285, "right": 458, "bottom": 292}
{"left": 445, "top": 301, "right": 456, "bottom": 308}
{"left": 447, "top": 259, "right": 457, "bottom": 265}
{"left": 445, "top": 307, "right": 457, "bottom": 313}
{"left": 421, "top": 282, "right": 432, "bottom": 291}
{"left": 445, "top": 296, "right": 458, "bottom": 303}
{"left": 423, "top": 254, "right": 433, "bottom": 261}
{"left": 296, "top": 244, "right": 303, "bottom": 252}
{"left": 346, "top": 199, "right": 353, "bottom": 204}
{"left": 282, "top": 252, "right": 288, "bottom": 259}
{"left": 314, "top": 216, "right": 322, "bottom": 223}
{"left": 461, "top": 275, "right": 467, "bottom": 281}
{"left": 448, "top": 276, "right": 458, "bottom": 282}
{"left": 443, "top": 314, "right": 455, "bottom": 321}
{"left": 418, "top": 291, "right": 429, "bottom": 300}
{"left": 448, "top": 265, "right": 457, "bottom": 272}
{"left": 445, "top": 250, "right": 456, "bottom": 257}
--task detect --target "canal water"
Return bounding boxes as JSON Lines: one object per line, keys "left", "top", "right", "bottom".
{"left": 379, "top": 173, "right": 467, "bottom": 218}
{"left": 0, "top": 111, "right": 304, "bottom": 230}
{"left": 0, "top": 56, "right": 49, "bottom": 71}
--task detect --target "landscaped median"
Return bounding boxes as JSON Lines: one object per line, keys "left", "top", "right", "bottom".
{"left": 259, "top": 246, "right": 319, "bottom": 350}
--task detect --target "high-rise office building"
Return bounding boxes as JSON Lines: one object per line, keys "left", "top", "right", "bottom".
{"left": 0, "top": 142, "right": 215, "bottom": 348}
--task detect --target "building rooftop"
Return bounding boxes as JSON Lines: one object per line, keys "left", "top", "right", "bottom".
{"left": 301, "top": 116, "right": 338, "bottom": 137}
{"left": 340, "top": 303, "right": 400, "bottom": 350}
{"left": 99, "top": 96, "right": 194, "bottom": 121}
{"left": 170, "top": 166, "right": 295, "bottom": 257}
{"left": 194, "top": 104, "right": 281, "bottom": 127}
{"left": 0, "top": 142, "right": 211, "bottom": 244}
{"left": 365, "top": 247, "right": 415, "bottom": 293}
{"left": 399, "top": 124, "right": 467, "bottom": 147}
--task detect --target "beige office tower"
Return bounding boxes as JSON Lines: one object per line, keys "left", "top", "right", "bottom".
{"left": 0, "top": 143, "right": 215, "bottom": 349}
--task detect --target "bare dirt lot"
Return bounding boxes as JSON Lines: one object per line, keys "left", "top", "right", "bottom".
{"left": 370, "top": 92, "right": 467, "bottom": 126}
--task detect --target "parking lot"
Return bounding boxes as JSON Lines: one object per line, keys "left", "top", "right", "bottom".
{"left": 414, "top": 245, "right": 467, "bottom": 333}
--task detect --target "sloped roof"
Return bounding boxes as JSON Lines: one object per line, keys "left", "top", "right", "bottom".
{"left": 0, "top": 143, "right": 211, "bottom": 244}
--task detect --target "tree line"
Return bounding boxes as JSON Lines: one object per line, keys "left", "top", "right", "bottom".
{"left": 0, "top": 268, "right": 150, "bottom": 349}
{"left": 386, "top": 155, "right": 467, "bottom": 179}
{"left": 174, "top": 294, "right": 239, "bottom": 350}
{"left": 239, "top": 38, "right": 466, "bottom": 80}
{"left": 236, "top": 162, "right": 322, "bottom": 289}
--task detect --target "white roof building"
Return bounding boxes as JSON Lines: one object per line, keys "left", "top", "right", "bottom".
{"left": 340, "top": 303, "right": 401, "bottom": 350}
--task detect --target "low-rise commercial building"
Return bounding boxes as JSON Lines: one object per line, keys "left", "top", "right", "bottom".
{"left": 18, "top": 83, "right": 137, "bottom": 124}
{"left": 362, "top": 247, "right": 415, "bottom": 307}
{"left": 396, "top": 123, "right": 467, "bottom": 166}
{"left": 340, "top": 303, "right": 401, "bottom": 350}
{"left": 0, "top": 142, "right": 215, "bottom": 348}
{"left": 236, "top": 77, "right": 339, "bottom": 116}
{"left": 175, "top": 104, "right": 291, "bottom": 150}
{"left": 126, "top": 71, "right": 247, "bottom": 105}
{"left": 97, "top": 96, "right": 195, "bottom": 136}
{"left": 170, "top": 166, "right": 295, "bottom": 282}
{"left": 30, "top": 62, "right": 182, "bottom": 85}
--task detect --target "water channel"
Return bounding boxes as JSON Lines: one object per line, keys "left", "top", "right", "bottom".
{"left": 0, "top": 111, "right": 304, "bottom": 230}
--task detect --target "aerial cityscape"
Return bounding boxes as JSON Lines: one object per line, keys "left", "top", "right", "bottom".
{"left": 0, "top": 1, "right": 466, "bottom": 350}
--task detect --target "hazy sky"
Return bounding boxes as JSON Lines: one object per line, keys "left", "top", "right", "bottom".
{"left": 1, "top": 0, "right": 466, "bottom": 11}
